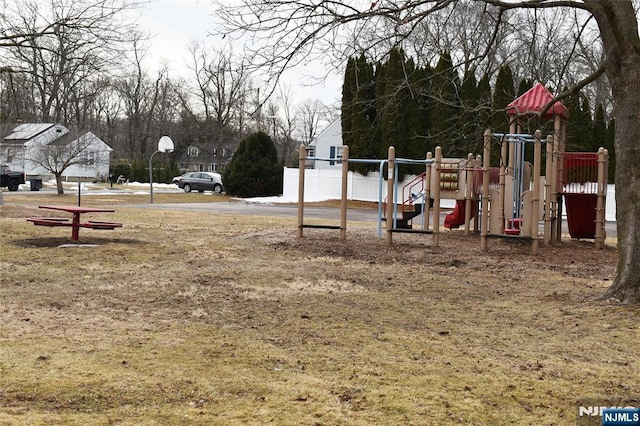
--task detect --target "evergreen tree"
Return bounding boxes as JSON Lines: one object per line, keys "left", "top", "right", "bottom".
{"left": 407, "top": 63, "right": 433, "bottom": 162}
{"left": 341, "top": 57, "right": 357, "bottom": 149}
{"left": 476, "top": 73, "right": 493, "bottom": 143}
{"left": 371, "top": 60, "right": 387, "bottom": 167}
{"left": 577, "top": 96, "right": 594, "bottom": 151}
{"left": 565, "top": 93, "right": 593, "bottom": 151}
{"left": 563, "top": 89, "right": 579, "bottom": 142}
{"left": 459, "top": 70, "right": 480, "bottom": 155}
{"left": 591, "top": 103, "right": 607, "bottom": 152}
{"left": 222, "top": 131, "right": 283, "bottom": 197}
{"left": 491, "top": 64, "right": 516, "bottom": 133}
{"left": 517, "top": 78, "right": 533, "bottom": 96}
{"left": 380, "top": 47, "right": 414, "bottom": 158}
{"left": 350, "top": 54, "right": 378, "bottom": 174}
{"left": 430, "top": 51, "right": 461, "bottom": 156}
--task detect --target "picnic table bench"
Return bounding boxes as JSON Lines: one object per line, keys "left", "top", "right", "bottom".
{"left": 26, "top": 205, "right": 123, "bottom": 241}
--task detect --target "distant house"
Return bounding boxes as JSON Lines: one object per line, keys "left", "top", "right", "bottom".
{"left": 175, "top": 144, "right": 231, "bottom": 173}
{"left": 307, "top": 119, "right": 343, "bottom": 169}
{"left": 0, "top": 123, "right": 112, "bottom": 181}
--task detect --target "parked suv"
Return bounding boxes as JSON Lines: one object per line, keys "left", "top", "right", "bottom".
{"left": 173, "top": 172, "right": 224, "bottom": 194}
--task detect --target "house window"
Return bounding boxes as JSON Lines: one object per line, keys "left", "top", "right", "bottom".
{"left": 5, "top": 147, "right": 15, "bottom": 162}
{"left": 80, "top": 151, "right": 96, "bottom": 165}
{"left": 329, "top": 145, "right": 343, "bottom": 165}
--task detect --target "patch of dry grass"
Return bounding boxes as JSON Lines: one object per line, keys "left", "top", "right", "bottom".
{"left": 0, "top": 195, "right": 638, "bottom": 425}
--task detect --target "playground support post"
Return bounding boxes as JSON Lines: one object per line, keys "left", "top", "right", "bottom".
{"left": 297, "top": 144, "right": 306, "bottom": 239}
{"left": 551, "top": 129, "right": 560, "bottom": 243}
{"left": 481, "top": 130, "right": 491, "bottom": 251}
{"left": 499, "top": 135, "right": 508, "bottom": 234}
{"left": 424, "top": 152, "right": 432, "bottom": 232}
{"left": 340, "top": 146, "right": 349, "bottom": 240}
{"left": 433, "top": 147, "right": 442, "bottom": 247}
{"left": 385, "top": 146, "right": 395, "bottom": 245}
{"left": 544, "top": 135, "right": 554, "bottom": 246}
{"left": 554, "top": 115, "right": 565, "bottom": 243}
{"left": 531, "top": 130, "right": 542, "bottom": 255}
{"left": 464, "top": 153, "right": 474, "bottom": 236}
{"left": 595, "top": 147, "right": 607, "bottom": 249}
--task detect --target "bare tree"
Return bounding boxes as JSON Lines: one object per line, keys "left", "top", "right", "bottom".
{"left": 214, "top": 0, "right": 640, "bottom": 304}
{"left": 180, "top": 43, "right": 250, "bottom": 170}
{"left": 298, "top": 99, "right": 328, "bottom": 146}
{"left": 1, "top": 0, "right": 143, "bottom": 123}
{"left": 273, "top": 85, "right": 301, "bottom": 166}
{"left": 91, "top": 83, "right": 124, "bottom": 156}
{"left": 114, "top": 41, "right": 168, "bottom": 161}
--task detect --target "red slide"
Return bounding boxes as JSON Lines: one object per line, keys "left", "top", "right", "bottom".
{"left": 564, "top": 193, "right": 597, "bottom": 239}
{"left": 445, "top": 200, "right": 475, "bottom": 229}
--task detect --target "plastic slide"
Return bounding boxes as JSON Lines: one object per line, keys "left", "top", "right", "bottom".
{"left": 564, "top": 193, "right": 597, "bottom": 239}
{"left": 444, "top": 200, "right": 475, "bottom": 229}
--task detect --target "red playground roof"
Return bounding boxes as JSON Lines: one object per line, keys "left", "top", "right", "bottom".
{"left": 506, "top": 82, "right": 569, "bottom": 119}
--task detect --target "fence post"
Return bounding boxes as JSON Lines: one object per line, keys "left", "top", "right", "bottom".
{"left": 386, "top": 146, "right": 395, "bottom": 245}
{"left": 297, "top": 144, "right": 306, "bottom": 239}
{"left": 340, "top": 146, "right": 349, "bottom": 240}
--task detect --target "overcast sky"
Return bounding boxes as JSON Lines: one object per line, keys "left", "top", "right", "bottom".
{"left": 137, "top": 0, "right": 342, "bottom": 107}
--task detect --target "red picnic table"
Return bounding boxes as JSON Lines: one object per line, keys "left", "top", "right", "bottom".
{"left": 27, "top": 205, "right": 123, "bottom": 241}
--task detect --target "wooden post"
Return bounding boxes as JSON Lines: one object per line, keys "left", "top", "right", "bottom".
{"left": 474, "top": 154, "right": 482, "bottom": 233}
{"left": 424, "top": 152, "right": 432, "bottom": 232}
{"left": 481, "top": 130, "right": 491, "bottom": 251}
{"left": 464, "top": 153, "right": 473, "bottom": 236}
{"left": 554, "top": 115, "right": 563, "bottom": 243}
{"left": 297, "top": 144, "right": 306, "bottom": 239}
{"left": 508, "top": 121, "right": 517, "bottom": 176}
{"left": 340, "top": 145, "right": 349, "bottom": 240}
{"left": 544, "top": 135, "right": 553, "bottom": 246}
{"left": 499, "top": 135, "right": 508, "bottom": 234}
{"left": 433, "top": 146, "right": 442, "bottom": 247}
{"left": 531, "top": 131, "right": 542, "bottom": 255}
{"left": 386, "top": 146, "right": 395, "bottom": 246}
{"left": 595, "top": 147, "right": 607, "bottom": 249}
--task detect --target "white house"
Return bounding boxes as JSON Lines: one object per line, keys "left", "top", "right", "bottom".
{"left": 307, "top": 119, "right": 344, "bottom": 169}
{"left": 0, "top": 123, "right": 112, "bottom": 181}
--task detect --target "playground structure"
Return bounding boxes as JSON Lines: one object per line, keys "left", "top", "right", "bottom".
{"left": 296, "top": 83, "right": 608, "bottom": 252}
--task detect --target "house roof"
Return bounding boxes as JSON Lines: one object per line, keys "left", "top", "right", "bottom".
{"left": 4, "top": 123, "right": 61, "bottom": 141}
{"left": 506, "top": 82, "right": 569, "bottom": 120}
{"left": 309, "top": 119, "right": 342, "bottom": 147}
{"left": 2, "top": 123, "right": 111, "bottom": 151}
{"left": 47, "top": 131, "right": 112, "bottom": 150}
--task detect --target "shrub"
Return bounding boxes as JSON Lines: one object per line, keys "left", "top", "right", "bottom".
{"left": 223, "top": 132, "right": 283, "bottom": 197}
